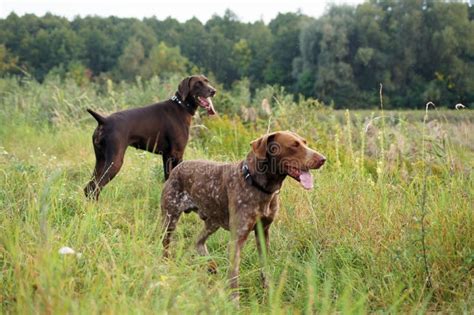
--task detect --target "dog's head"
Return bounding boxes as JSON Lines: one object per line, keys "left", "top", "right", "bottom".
{"left": 178, "top": 75, "right": 216, "bottom": 115}
{"left": 250, "top": 131, "right": 326, "bottom": 189}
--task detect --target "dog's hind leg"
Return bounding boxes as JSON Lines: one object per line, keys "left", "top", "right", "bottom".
{"left": 84, "top": 134, "right": 126, "bottom": 200}
{"left": 84, "top": 141, "right": 105, "bottom": 199}
{"left": 161, "top": 185, "right": 185, "bottom": 258}
{"left": 162, "top": 153, "right": 183, "bottom": 181}
{"left": 196, "top": 221, "right": 220, "bottom": 273}
{"left": 161, "top": 210, "right": 182, "bottom": 259}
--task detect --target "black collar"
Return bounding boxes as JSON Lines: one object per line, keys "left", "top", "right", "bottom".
{"left": 242, "top": 161, "right": 277, "bottom": 194}
{"left": 171, "top": 93, "right": 195, "bottom": 115}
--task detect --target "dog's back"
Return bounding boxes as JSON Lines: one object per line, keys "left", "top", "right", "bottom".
{"left": 162, "top": 160, "right": 236, "bottom": 226}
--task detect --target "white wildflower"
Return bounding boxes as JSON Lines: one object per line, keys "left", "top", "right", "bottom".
{"left": 58, "top": 247, "right": 75, "bottom": 255}
{"left": 58, "top": 246, "right": 82, "bottom": 258}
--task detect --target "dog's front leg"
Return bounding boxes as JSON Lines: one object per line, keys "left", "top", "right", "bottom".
{"left": 255, "top": 196, "right": 278, "bottom": 289}
{"left": 254, "top": 221, "right": 271, "bottom": 290}
{"left": 228, "top": 212, "right": 253, "bottom": 303}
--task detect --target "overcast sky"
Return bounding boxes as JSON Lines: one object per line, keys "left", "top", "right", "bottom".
{"left": 0, "top": 0, "right": 366, "bottom": 23}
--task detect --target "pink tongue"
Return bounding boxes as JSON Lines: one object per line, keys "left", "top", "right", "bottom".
{"left": 200, "top": 97, "right": 216, "bottom": 115}
{"left": 206, "top": 102, "right": 216, "bottom": 115}
{"left": 299, "top": 171, "right": 313, "bottom": 190}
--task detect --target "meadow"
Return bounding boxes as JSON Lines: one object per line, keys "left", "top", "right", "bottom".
{"left": 0, "top": 76, "right": 473, "bottom": 314}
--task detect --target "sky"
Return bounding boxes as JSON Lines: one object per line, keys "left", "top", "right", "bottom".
{"left": 0, "top": 0, "right": 366, "bottom": 23}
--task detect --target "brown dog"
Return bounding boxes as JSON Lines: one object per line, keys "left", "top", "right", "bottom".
{"left": 84, "top": 75, "right": 216, "bottom": 200}
{"left": 161, "top": 131, "right": 326, "bottom": 301}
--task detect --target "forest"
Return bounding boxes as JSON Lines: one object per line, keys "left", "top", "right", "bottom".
{"left": 1, "top": 0, "right": 473, "bottom": 108}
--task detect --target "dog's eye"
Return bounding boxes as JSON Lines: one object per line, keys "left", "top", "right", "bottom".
{"left": 292, "top": 141, "right": 300, "bottom": 147}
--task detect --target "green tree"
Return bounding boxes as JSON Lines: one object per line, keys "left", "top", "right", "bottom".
{"left": 352, "top": 2, "right": 390, "bottom": 104}
{"left": 265, "top": 13, "right": 310, "bottom": 90}
{"left": 116, "top": 37, "right": 145, "bottom": 81}
{"left": 245, "top": 21, "right": 273, "bottom": 87}
{"left": 297, "top": 6, "right": 359, "bottom": 107}
{"left": 178, "top": 18, "right": 213, "bottom": 73}
{"left": 204, "top": 10, "right": 245, "bottom": 84}
{"left": 0, "top": 44, "right": 18, "bottom": 75}
{"left": 141, "top": 42, "right": 190, "bottom": 79}
{"left": 423, "top": 2, "right": 474, "bottom": 106}
{"left": 76, "top": 17, "right": 119, "bottom": 75}
{"left": 232, "top": 39, "right": 252, "bottom": 77}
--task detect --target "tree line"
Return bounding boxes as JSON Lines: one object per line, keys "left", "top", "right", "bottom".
{"left": 1, "top": 0, "right": 473, "bottom": 108}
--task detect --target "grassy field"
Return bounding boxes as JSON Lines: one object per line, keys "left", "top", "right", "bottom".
{"left": 0, "top": 76, "right": 473, "bottom": 314}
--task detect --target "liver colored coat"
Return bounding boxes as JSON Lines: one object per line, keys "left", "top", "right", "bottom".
{"left": 161, "top": 131, "right": 326, "bottom": 301}
{"left": 84, "top": 75, "right": 216, "bottom": 200}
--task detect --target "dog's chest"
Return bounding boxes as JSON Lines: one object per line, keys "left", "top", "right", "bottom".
{"left": 235, "top": 186, "right": 278, "bottom": 219}
{"left": 259, "top": 195, "right": 279, "bottom": 219}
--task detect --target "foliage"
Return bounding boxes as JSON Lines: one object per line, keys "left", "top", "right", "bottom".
{"left": 0, "top": 44, "right": 18, "bottom": 74}
{"left": 116, "top": 37, "right": 146, "bottom": 81}
{"left": 1, "top": 1, "right": 473, "bottom": 108}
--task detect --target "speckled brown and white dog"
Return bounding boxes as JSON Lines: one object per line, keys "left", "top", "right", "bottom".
{"left": 161, "top": 131, "right": 326, "bottom": 301}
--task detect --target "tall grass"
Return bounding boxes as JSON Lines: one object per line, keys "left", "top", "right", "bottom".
{"left": 0, "top": 77, "right": 473, "bottom": 313}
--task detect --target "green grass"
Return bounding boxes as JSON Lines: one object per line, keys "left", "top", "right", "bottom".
{"left": 0, "top": 77, "right": 473, "bottom": 313}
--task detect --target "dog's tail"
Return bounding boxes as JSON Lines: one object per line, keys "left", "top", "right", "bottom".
{"left": 86, "top": 108, "right": 107, "bottom": 125}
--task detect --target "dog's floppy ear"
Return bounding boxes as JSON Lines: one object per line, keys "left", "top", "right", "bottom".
{"left": 178, "top": 76, "right": 192, "bottom": 100}
{"left": 250, "top": 132, "right": 279, "bottom": 159}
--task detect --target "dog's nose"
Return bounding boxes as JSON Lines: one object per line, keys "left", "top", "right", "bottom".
{"left": 315, "top": 156, "right": 326, "bottom": 169}
{"left": 209, "top": 88, "right": 216, "bottom": 97}
{"left": 319, "top": 157, "right": 326, "bottom": 167}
